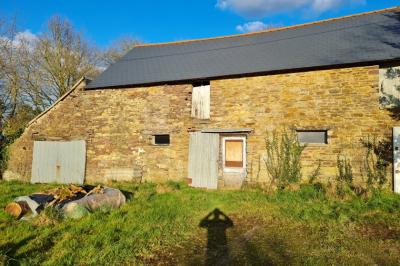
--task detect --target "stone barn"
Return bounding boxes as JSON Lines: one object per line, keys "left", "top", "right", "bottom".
{"left": 4, "top": 7, "right": 400, "bottom": 191}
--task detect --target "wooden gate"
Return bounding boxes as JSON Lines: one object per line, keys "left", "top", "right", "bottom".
{"left": 188, "top": 132, "right": 219, "bottom": 189}
{"left": 393, "top": 127, "right": 400, "bottom": 193}
{"left": 31, "top": 140, "right": 86, "bottom": 184}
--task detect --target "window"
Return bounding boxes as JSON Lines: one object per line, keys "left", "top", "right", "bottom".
{"left": 191, "top": 81, "right": 210, "bottom": 119}
{"left": 297, "top": 130, "right": 328, "bottom": 144}
{"left": 153, "top": 134, "right": 170, "bottom": 145}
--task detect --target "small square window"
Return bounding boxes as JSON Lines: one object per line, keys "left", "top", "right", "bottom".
{"left": 153, "top": 134, "right": 170, "bottom": 145}
{"left": 297, "top": 130, "right": 328, "bottom": 144}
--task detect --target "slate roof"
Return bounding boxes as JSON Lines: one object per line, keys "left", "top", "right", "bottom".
{"left": 87, "top": 7, "right": 400, "bottom": 89}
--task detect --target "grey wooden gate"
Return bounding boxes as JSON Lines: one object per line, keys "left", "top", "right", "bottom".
{"left": 393, "top": 127, "right": 400, "bottom": 193}
{"left": 31, "top": 140, "right": 86, "bottom": 184}
{"left": 188, "top": 132, "right": 219, "bottom": 189}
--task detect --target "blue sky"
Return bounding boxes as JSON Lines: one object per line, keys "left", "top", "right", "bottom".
{"left": 1, "top": 0, "right": 399, "bottom": 47}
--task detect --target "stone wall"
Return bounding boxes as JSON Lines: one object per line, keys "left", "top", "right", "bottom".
{"left": 210, "top": 66, "right": 397, "bottom": 184}
{"left": 5, "top": 65, "right": 400, "bottom": 185}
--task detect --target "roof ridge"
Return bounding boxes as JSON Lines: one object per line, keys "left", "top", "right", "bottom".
{"left": 120, "top": 20, "right": 385, "bottom": 62}
{"left": 135, "top": 6, "right": 400, "bottom": 48}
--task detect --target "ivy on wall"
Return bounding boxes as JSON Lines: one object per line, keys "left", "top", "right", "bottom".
{"left": 379, "top": 66, "right": 400, "bottom": 108}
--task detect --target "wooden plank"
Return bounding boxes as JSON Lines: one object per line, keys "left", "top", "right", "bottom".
{"left": 225, "top": 161, "right": 243, "bottom": 167}
{"left": 225, "top": 140, "right": 243, "bottom": 162}
{"left": 60, "top": 141, "right": 86, "bottom": 184}
{"left": 188, "top": 132, "right": 219, "bottom": 189}
{"left": 32, "top": 141, "right": 58, "bottom": 183}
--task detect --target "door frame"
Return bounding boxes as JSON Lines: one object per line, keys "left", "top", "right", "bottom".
{"left": 222, "top": 136, "right": 247, "bottom": 173}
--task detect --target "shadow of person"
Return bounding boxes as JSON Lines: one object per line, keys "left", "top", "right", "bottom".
{"left": 199, "top": 208, "right": 234, "bottom": 266}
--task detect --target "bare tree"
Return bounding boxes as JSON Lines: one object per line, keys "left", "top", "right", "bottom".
{"left": 101, "top": 36, "right": 141, "bottom": 67}
{"left": 0, "top": 14, "right": 139, "bottom": 135}
{"left": 33, "top": 16, "right": 100, "bottom": 99}
{"left": 0, "top": 15, "right": 103, "bottom": 137}
{"left": 0, "top": 16, "right": 51, "bottom": 121}
{"left": 0, "top": 17, "right": 24, "bottom": 119}
{"left": 0, "top": 14, "right": 143, "bottom": 176}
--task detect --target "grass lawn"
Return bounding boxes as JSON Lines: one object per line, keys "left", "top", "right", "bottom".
{"left": 0, "top": 181, "right": 400, "bottom": 265}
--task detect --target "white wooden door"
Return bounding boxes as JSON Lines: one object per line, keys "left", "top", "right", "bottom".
{"left": 393, "top": 127, "right": 400, "bottom": 193}
{"left": 188, "top": 132, "right": 219, "bottom": 189}
{"left": 31, "top": 140, "right": 86, "bottom": 184}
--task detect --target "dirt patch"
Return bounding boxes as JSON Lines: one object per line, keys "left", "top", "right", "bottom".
{"left": 357, "top": 223, "right": 400, "bottom": 240}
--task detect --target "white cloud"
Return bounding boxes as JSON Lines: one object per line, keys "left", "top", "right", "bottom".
{"left": 236, "top": 21, "right": 279, "bottom": 33}
{"left": 216, "top": 0, "right": 305, "bottom": 17}
{"left": 13, "top": 30, "right": 37, "bottom": 47}
{"left": 311, "top": 0, "right": 343, "bottom": 13}
{"left": 0, "top": 30, "right": 37, "bottom": 49}
{"left": 216, "top": 0, "right": 365, "bottom": 18}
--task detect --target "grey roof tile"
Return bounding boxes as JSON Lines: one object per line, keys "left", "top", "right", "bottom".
{"left": 87, "top": 8, "right": 400, "bottom": 89}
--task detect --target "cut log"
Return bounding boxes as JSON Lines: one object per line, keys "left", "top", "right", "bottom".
{"left": 5, "top": 201, "right": 31, "bottom": 219}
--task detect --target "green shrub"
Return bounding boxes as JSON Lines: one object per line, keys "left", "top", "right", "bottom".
{"left": 166, "top": 180, "right": 183, "bottom": 190}
{"left": 360, "top": 136, "right": 389, "bottom": 188}
{"left": 336, "top": 155, "right": 353, "bottom": 184}
{"left": 264, "top": 130, "right": 306, "bottom": 189}
{"left": 298, "top": 183, "right": 326, "bottom": 200}
{"left": 308, "top": 160, "right": 321, "bottom": 184}
{"left": 336, "top": 155, "right": 354, "bottom": 197}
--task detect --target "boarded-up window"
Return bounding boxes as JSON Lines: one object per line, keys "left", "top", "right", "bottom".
{"left": 191, "top": 83, "right": 210, "bottom": 119}
{"left": 297, "top": 130, "right": 328, "bottom": 144}
{"left": 225, "top": 140, "right": 244, "bottom": 167}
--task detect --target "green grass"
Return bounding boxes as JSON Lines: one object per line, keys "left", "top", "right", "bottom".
{"left": 0, "top": 181, "right": 399, "bottom": 265}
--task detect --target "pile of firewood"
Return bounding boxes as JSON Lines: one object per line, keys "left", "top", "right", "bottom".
{"left": 4, "top": 184, "right": 104, "bottom": 219}
{"left": 46, "top": 184, "right": 104, "bottom": 206}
